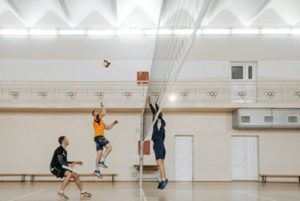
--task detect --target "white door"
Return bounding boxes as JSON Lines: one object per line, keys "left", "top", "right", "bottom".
{"left": 230, "top": 62, "right": 256, "bottom": 103}
{"left": 175, "top": 136, "right": 193, "bottom": 181}
{"left": 231, "top": 136, "right": 258, "bottom": 180}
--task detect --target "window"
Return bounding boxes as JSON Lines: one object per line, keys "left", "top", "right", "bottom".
{"left": 230, "top": 62, "right": 256, "bottom": 81}
{"left": 288, "top": 116, "right": 298, "bottom": 123}
{"left": 264, "top": 116, "right": 273, "bottom": 123}
{"left": 248, "top": 66, "right": 253, "bottom": 79}
{"left": 232, "top": 66, "right": 243, "bottom": 79}
{"left": 241, "top": 116, "right": 250, "bottom": 123}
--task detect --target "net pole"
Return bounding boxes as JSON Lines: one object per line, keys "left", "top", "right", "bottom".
{"left": 139, "top": 114, "right": 144, "bottom": 189}
{"left": 139, "top": 0, "right": 165, "bottom": 189}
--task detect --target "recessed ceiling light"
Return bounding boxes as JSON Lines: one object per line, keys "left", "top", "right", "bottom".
{"left": 29, "top": 29, "right": 57, "bottom": 36}
{"left": 115, "top": 29, "right": 144, "bottom": 36}
{"left": 58, "top": 29, "right": 86, "bottom": 36}
{"left": 0, "top": 29, "right": 28, "bottom": 36}
{"left": 232, "top": 29, "right": 260, "bottom": 35}
{"left": 261, "top": 28, "right": 290, "bottom": 35}
{"left": 202, "top": 29, "right": 231, "bottom": 35}
{"left": 87, "top": 29, "right": 115, "bottom": 36}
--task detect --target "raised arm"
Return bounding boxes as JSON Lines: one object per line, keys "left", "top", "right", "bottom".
{"left": 148, "top": 96, "right": 156, "bottom": 115}
{"left": 155, "top": 103, "right": 159, "bottom": 112}
{"left": 99, "top": 102, "right": 106, "bottom": 118}
{"left": 105, "top": 120, "right": 118, "bottom": 130}
{"left": 93, "top": 102, "right": 106, "bottom": 120}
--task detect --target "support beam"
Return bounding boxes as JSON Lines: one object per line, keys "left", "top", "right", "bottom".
{"left": 6, "top": 0, "right": 22, "bottom": 17}
{"left": 199, "top": 0, "right": 223, "bottom": 26}
{"left": 58, "top": 0, "right": 72, "bottom": 21}
{"left": 198, "top": 0, "right": 220, "bottom": 26}
{"left": 4, "top": 0, "right": 27, "bottom": 25}
{"left": 110, "top": 0, "right": 118, "bottom": 22}
{"left": 247, "top": 0, "right": 273, "bottom": 25}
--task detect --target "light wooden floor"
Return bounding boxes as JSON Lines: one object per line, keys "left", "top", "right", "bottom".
{"left": 1, "top": 182, "right": 300, "bottom": 201}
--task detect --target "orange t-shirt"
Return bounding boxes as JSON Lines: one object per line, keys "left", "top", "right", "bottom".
{"left": 93, "top": 119, "right": 106, "bottom": 137}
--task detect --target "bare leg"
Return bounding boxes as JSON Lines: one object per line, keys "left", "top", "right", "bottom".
{"left": 71, "top": 173, "right": 83, "bottom": 191}
{"left": 71, "top": 173, "right": 92, "bottom": 197}
{"left": 60, "top": 171, "right": 73, "bottom": 192}
{"left": 161, "top": 159, "right": 166, "bottom": 179}
{"left": 95, "top": 150, "right": 102, "bottom": 169}
{"left": 156, "top": 159, "right": 166, "bottom": 180}
{"left": 101, "top": 143, "right": 112, "bottom": 161}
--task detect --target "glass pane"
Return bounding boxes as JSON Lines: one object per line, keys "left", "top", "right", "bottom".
{"left": 248, "top": 66, "right": 253, "bottom": 79}
{"left": 288, "top": 116, "right": 298, "bottom": 123}
{"left": 241, "top": 116, "right": 250, "bottom": 123}
{"left": 264, "top": 116, "right": 273, "bottom": 123}
{"left": 232, "top": 66, "right": 243, "bottom": 79}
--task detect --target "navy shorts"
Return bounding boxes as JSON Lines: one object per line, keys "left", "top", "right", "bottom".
{"left": 153, "top": 140, "right": 166, "bottom": 160}
{"left": 94, "top": 136, "right": 110, "bottom": 151}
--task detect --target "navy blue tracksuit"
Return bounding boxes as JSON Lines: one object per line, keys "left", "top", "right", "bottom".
{"left": 150, "top": 103, "right": 166, "bottom": 160}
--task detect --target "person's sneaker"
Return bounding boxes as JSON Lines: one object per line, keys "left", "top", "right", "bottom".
{"left": 157, "top": 181, "right": 163, "bottom": 189}
{"left": 58, "top": 192, "right": 69, "bottom": 200}
{"left": 81, "top": 192, "right": 92, "bottom": 198}
{"left": 159, "top": 179, "right": 168, "bottom": 190}
{"left": 98, "top": 161, "right": 108, "bottom": 168}
{"left": 94, "top": 170, "right": 102, "bottom": 178}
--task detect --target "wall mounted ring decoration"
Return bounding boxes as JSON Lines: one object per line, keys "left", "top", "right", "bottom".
{"left": 265, "top": 91, "right": 276, "bottom": 99}
{"left": 152, "top": 92, "right": 161, "bottom": 98}
{"left": 207, "top": 91, "right": 218, "bottom": 99}
{"left": 9, "top": 91, "right": 20, "bottom": 99}
{"left": 237, "top": 91, "right": 247, "bottom": 99}
{"left": 180, "top": 90, "right": 189, "bottom": 98}
{"left": 37, "top": 91, "right": 48, "bottom": 99}
{"left": 294, "top": 91, "right": 300, "bottom": 98}
{"left": 65, "top": 91, "right": 77, "bottom": 99}
{"left": 123, "top": 92, "right": 133, "bottom": 99}
{"left": 95, "top": 92, "right": 105, "bottom": 99}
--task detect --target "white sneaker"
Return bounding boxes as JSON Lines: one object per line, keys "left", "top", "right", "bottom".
{"left": 58, "top": 192, "right": 69, "bottom": 200}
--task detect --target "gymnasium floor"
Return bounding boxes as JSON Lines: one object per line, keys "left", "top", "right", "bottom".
{"left": 1, "top": 182, "right": 300, "bottom": 201}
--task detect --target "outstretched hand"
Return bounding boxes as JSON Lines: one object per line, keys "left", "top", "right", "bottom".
{"left": 71, "top": 161, "right": 83, "bottom": 168}
{"left": 75, "top": 161, "right": 83, "bottom": 166}
{"left": 113, "top": 120, "right": 118, "bottom": 125}
{"left": 69, "top": 163, "right": 76, "bottom": 169}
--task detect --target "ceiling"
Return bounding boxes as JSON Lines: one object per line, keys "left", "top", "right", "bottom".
{"left": 1, "top": 0, "right": 300, "bottom": 61}
{"left": 0, "top": 0, "right": 300, "bottom": 29}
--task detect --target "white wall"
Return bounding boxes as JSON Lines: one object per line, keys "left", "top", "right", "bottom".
{"left": 179, "top": 60, "right": 300, "bottom": 81}
{"left": 258, "top": 61, "right": 300, "bottom": 80}
{"left": 165, "top": 112, "right": 232, "bottom": 181}
{"left": 1, "top": 36, "right": 300, "bottom": 61}
{"left": 189, "top": 36, "right": 300, "bottom": 60}
{"left": 1, "top": 110, "right": 300, "bottom": 182}
{"left": 1, "top": 59, "right": 300, "bottom": 81}
{"left": 0, "top": 111, "right": 141, "bottom": 181}
{"left": 1, "top": 36, "right": 300, "bottom": 82}
{"left": 0, "top": 59, "right": 150, "bottom": 81}
{"left": 259, "top": 134, "right": 300, "bottom": 174}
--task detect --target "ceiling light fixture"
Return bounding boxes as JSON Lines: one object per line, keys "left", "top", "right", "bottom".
{"left": 58, "top": 29, "right": 86, "bottom": 36}
{"left": 0, "top": 29, "right": 28, "bottom": 36}
{"left": 202, "top": 28, "right": 231, "bottom": 35}
{"left": 232, "top": 29, "right": 260, "bottom": 35}
{"left": 87, "top": 29, "right": 115, "bottom": 36}
{"left": 261, "top": 28, "right": 290, "bottom": 35}
{"left": 29, "top": 29, "right": 57, "bottom": 36}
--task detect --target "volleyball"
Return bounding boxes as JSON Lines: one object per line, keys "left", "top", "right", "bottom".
{"left": 103, "top": 59, "right": 111, "bottom": 68}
